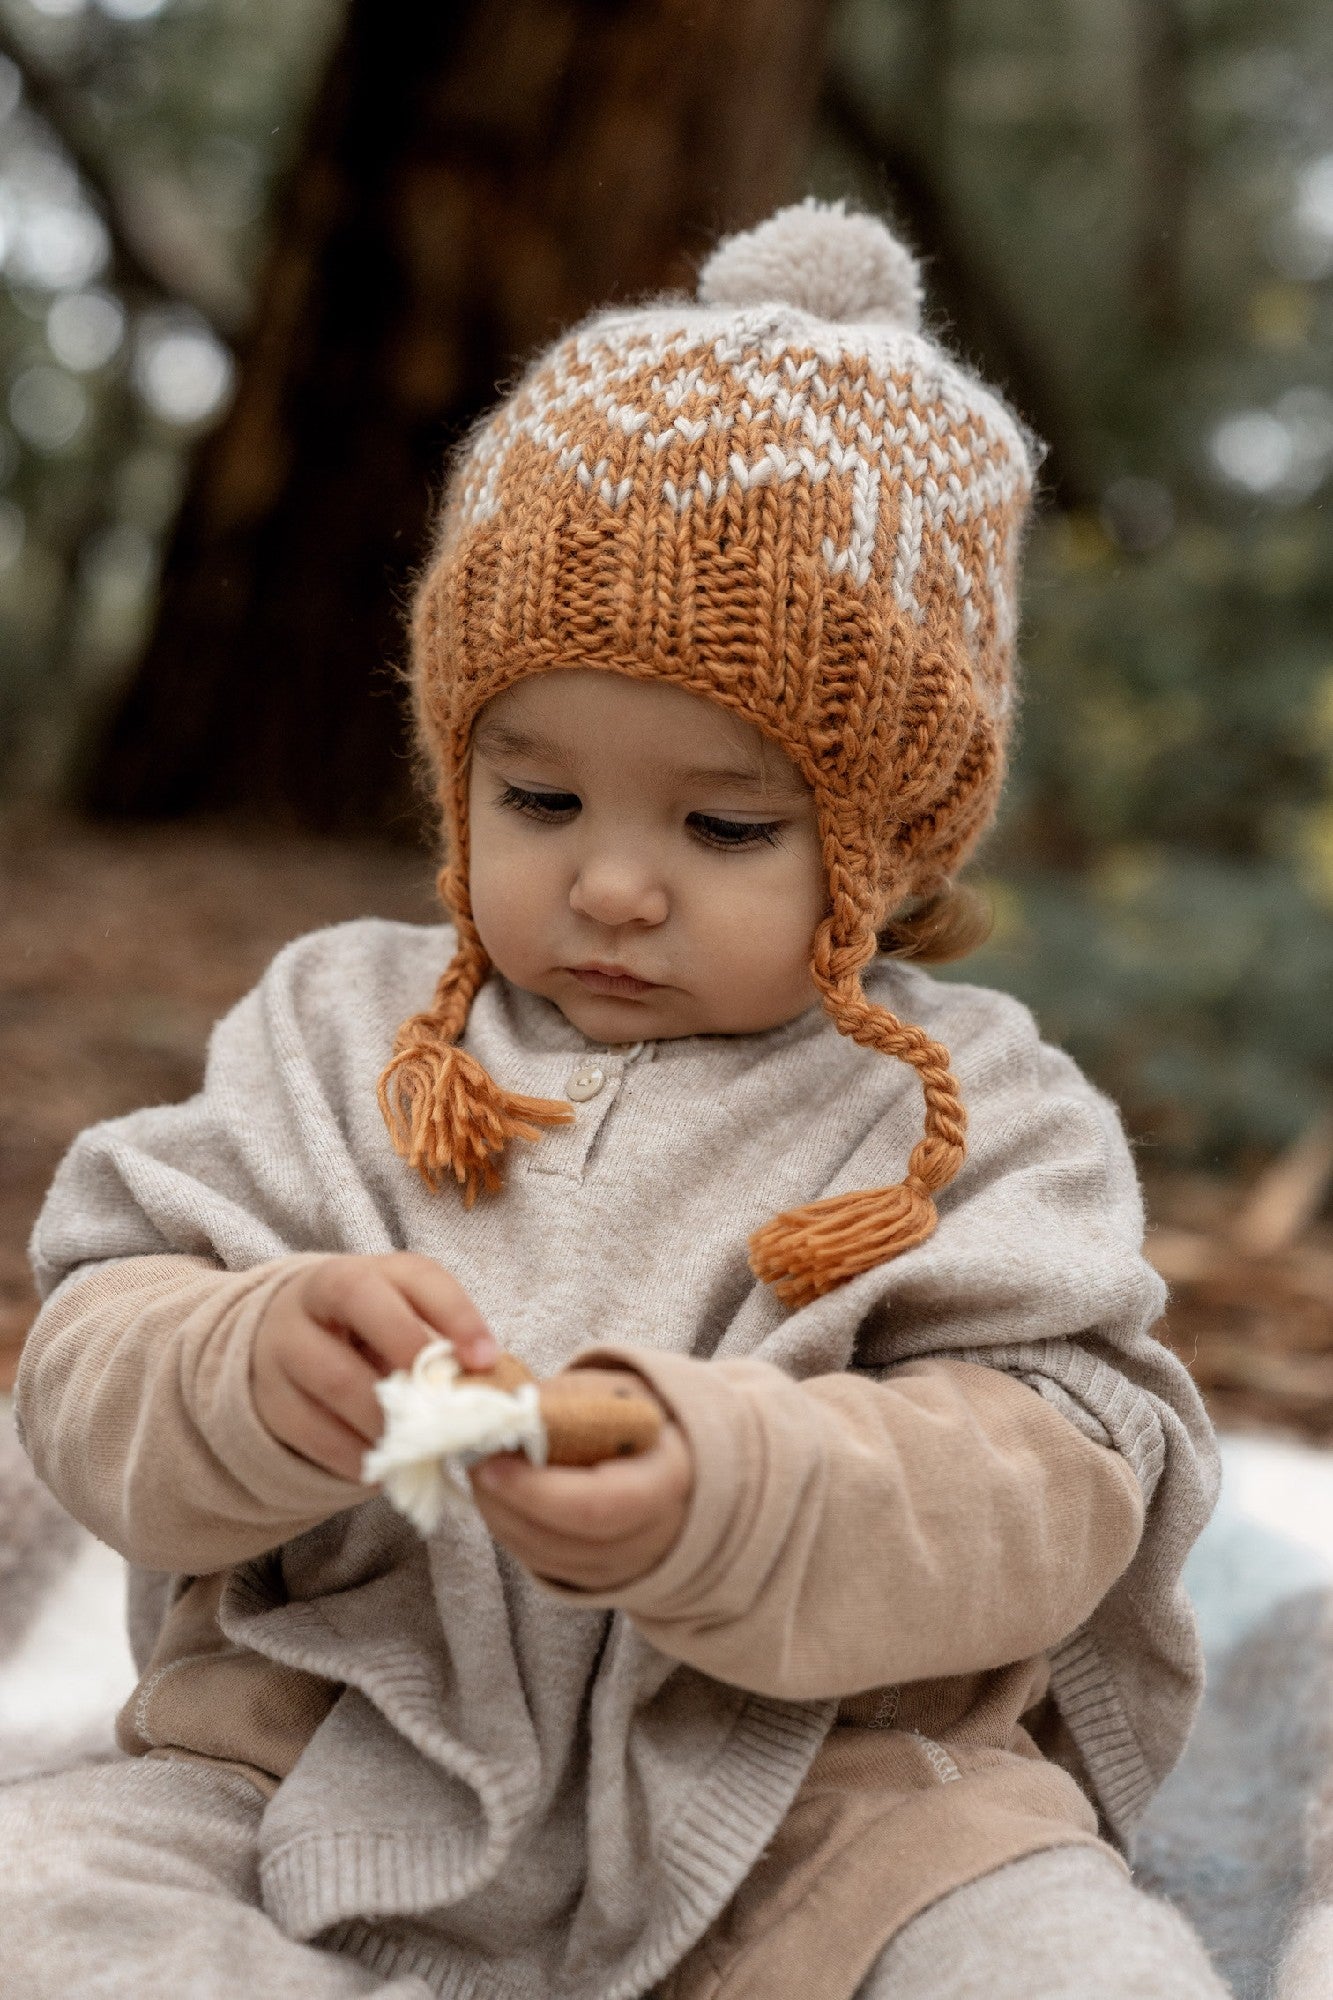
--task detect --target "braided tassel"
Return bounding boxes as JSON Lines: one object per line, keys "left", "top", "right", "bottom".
{"left": 748, "top": 1179, "right": 940, "bottom": 1309}
{"left": 748, "top": 912, "right": 966, "bottom": 1307}
{"left": 377, "top": 911, "right": 573, "bottom": 1204}
{"left": 378, "top": 1042, "right": 573, "bottom": 1205}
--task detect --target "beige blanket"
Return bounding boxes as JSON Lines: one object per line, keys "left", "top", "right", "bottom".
{"left": 4, "top": 1403, "right": 1333, "bottom": 2000}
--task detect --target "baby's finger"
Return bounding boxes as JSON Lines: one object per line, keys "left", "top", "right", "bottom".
{"left": 476, "top": 1473, "right": 690, "bottom": 1592}
{"left": 475, "top": 1429, "right": 690, "bottom": 1541}
{"left": 301, "top": 1257, "right": 492, "bottom": 1376}
{"left": 277, "top": 1315, "right": 387, "bottom": 1444}
{"left": 473, "top": 1484, "right": 654, "bottom": 1587}
{"left": 263, "top": 1362, "right": 377, "bottom": 1486}
{"left": 374, "top": 1254, "right": 497, "bottom": 1372}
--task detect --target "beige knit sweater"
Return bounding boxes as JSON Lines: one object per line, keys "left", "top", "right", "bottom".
{"left": 19, "top": 921, "right": 1220, "bottom": 2000}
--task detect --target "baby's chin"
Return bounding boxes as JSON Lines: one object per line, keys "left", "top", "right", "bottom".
{"left": 544, "top": 982, "right": 699, "bottom": 1043}
{"left": 534, "top": 975, "right": 815, "bottom": 1045}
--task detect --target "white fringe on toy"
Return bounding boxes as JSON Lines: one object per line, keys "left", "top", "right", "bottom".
{"left": 361, "top": 1338, "right": 547, "bottom": 1535}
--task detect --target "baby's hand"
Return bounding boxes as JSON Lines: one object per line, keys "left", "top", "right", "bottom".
{"left": 252, "top": 1253, "right": 497, "bottom": 1482}
{"left": 470, "top": 1368, "right": 693, "bottom": 1591}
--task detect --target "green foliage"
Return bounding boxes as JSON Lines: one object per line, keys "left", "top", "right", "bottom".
{"left": 0, "top": 0, "right": 340, "bottom": 790}
{"left": 817, "top": 0, "right": 1333, "bottom": 1162}
{"left": 0, "top": 0, "right": 1329, "bottom": 1165}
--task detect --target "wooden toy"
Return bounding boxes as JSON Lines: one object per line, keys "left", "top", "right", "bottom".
{"left": 362, "top": 1338, "right": 663, "bottom": 1533}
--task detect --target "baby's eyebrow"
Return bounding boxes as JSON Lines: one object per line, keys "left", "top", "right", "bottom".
{"left": 475, "top": 721, "right": 800, "bottom": 796}
{"left": 673, "top": 764, "right": 789, "bottom": 793}
{"left": 473, "top": 722, "right": 571, "bottom": 766}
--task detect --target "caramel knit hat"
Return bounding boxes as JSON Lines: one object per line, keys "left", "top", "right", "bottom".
{"left": 380, "top": 197, "right": 1038, "bottom": 1308}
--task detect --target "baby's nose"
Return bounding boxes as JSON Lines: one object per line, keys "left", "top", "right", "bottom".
{"left": 569, "top": 857, "right": 669, "bottom": 927}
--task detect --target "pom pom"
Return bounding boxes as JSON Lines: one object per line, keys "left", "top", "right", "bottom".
{"left": 378, "top": 1039, "right": 574, "bottom": 1204}
{"left": 362, "top": 1340, "right": 548, "bottom": 1535}
{"left": 748, "top": 1178, "right": 938, "bottom": 1308}
{"left": 698, "top": 197, "right": 923, "bottom": 332}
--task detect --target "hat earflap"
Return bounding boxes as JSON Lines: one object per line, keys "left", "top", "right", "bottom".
{"left": 377, "top": 863, "right": 574, "bottom": 1205}
{"left": 747, "top": 912, "right": 967, "bottom": 1308}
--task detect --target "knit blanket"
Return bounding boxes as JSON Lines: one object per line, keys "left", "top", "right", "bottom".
{"left": 1135, "top": 1437, "right": 1333, "bottom": 1999}
{"left": 0, "top": 1403, "right": 136, "bottom": 1783}
{"left": 2, "top": 1404, "right": 1330, "bottom": 1999}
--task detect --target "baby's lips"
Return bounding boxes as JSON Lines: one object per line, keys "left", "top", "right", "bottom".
{"left": 464, "top": 1353, "right": 663, "bottom": 1465}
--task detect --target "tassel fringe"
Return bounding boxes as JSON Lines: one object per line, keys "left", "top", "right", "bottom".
{"left": 744, "top": 902, "right": 967, "bottom": 1307}
{"left": 378, "top": 1040, "right": 573, "bottom": 1205}
{"left": 380, "top": 864, "right": 965, "bottom": 1295}
{"left": 747, "top": 1177, "right": 939, "bottom": 1308}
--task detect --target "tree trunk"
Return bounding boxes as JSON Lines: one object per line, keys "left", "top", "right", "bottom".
{"left": 82, "top": 0, "right": 836, "bottom": 837}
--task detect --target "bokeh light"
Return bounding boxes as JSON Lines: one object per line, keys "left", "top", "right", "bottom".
{"left": 1210, "top": 410, "right": 1294, "bottom": 495}
{"left": 96, "top": 0, "right": 172, "bottom": 18}
{"left": 1210, "top": 392, "right": 1333, "bottom": 503}
{"left": 0, "top": 144, "right": 111, "bottom": 292}
{"left": 1275, "top": 153, "right": 1333, "bottom": 282}
{"left": 13, "top": 203, "right": 109, "bottom": 290}
{"left": 8, "top": 363, "right": 88, "bottom": 451}
{"left": 46, "top": 288, "right": 126, "bottom": 371}
{"left": 1274, "top": 386, "right": 1333, "bottom": 483}
{"left": 131, "top": 310, "right": 234, "bottom": 427}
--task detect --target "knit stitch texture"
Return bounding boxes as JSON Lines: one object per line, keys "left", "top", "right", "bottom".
{"left": 380, "top": 200, "right": 1038, "bottom": 1302}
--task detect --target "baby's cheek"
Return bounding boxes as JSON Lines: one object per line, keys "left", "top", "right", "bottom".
{"left": 695, "top": 898, "right": 816, "bottom": 1030}
{"left": 471, "top": 842, "right": 548, "bottom": 980}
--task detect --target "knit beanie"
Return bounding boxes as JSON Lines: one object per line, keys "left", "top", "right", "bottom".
{"left": 380, "top": 197, "right": 1038, "bottom": 1308}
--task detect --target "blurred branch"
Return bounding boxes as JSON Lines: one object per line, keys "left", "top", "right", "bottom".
{"left": 0, "top": 15, "right": 233, "bottom": 329}
{"left": 819, "top": 70, "right": 1092, "bottom": 505}
{"left": 1131, "top": 0, "right": 1189, "bottom": 341}
{"left": 1232, "top": 1115, "right": 1333, "bottom": 1259}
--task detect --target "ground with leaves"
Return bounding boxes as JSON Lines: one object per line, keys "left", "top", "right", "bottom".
{"left": 3, "top": 814, "right": 1330, "bottom": 1435}
{"left": 0, "top": 813, "right": 437, "bottom": 1384}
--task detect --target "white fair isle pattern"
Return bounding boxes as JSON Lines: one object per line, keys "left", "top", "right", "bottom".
{"left": 451, "top": 309, "right": 1029, "bottom": 713}
{"left": 410, "top": 259, "right": 1035, "bottom": 1277}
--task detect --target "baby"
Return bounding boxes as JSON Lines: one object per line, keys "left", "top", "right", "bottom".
{"left": 7, "top": 201, "right": 1227, "bottom": 1999}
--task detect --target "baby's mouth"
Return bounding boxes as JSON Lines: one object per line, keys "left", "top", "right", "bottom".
{"left": 566, "top": 963, "right": 661, "bottom": 997}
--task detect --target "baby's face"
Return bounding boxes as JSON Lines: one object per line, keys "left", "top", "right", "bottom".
{"left": 466, "top": 671, "right": 827, "bottom": 1042}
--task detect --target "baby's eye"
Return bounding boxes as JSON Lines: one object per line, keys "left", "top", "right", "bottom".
{"left": 688, "top": 813, "right": 784, "bottom": 851}
{"left": 498, "top": 784, "right": 580, "bottom": 822}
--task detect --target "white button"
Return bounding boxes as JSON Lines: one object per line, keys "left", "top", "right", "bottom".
{"left": 566, "top": 1063, "right": 606, "bottom": 1102}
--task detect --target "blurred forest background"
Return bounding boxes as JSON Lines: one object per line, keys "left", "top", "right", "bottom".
{"left": 1, "top": 0, "right": 1331, "bottom": 1416}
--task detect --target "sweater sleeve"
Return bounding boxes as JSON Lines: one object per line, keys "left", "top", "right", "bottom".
{"left": 542, "top": 1346, "right": 1144, "bottom": 1700}
{"left": 14, "top": 1253, "right": 376, "bottom": 1571}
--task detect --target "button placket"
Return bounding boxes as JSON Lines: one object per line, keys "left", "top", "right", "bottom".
{"left": 521, "top": 1041, "right": 646, "bottom": 1180}
{"left": 566, "top": 1062, "right": 606, "bottom": 1102}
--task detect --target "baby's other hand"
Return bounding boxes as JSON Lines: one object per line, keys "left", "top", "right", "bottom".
{"left": 252, "top": 1253, "right": 497, "bottom": 1482}
{"left": 471, "top": 1368, "right": 693, "bottom": 1591}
